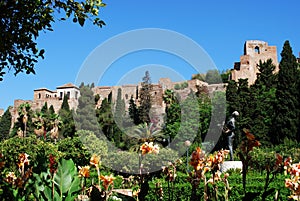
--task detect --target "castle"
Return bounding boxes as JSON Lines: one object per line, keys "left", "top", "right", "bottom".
{"left": 230, "top": 40, "right": 279, "bottom": 85}
{"left": 2, "top": 40, "right": 299, "bottom": 123}
{"left": 8, "top": 78, "right": 225, "bottom": 128}
{"left": 11, "top": 78, "right": 225, "bottom": 122}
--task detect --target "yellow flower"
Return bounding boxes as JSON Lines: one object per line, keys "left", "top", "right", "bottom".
{"left": 78, "top": 166, "right": 90, "bottom": 178}
{"left": 90, "top": 154, "right": 100, "bottom": 168}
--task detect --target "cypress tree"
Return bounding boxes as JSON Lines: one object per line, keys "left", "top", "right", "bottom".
{"left": 272, "top": 40, "right": 300, "bottom": 144}
{"left": 75, "top": 84, "right": 100, "bottom": 136}
{"left": 138, "top": 71, "right": 152, "bottom": 124}
{"left": 0, "top": 107, "right": 12, "bottom": 140}
{"left": 249, "top": 59, "right": 277, "bottom": 145}
{"left": 59, "top": 95, "right": 76, "bottom": 137}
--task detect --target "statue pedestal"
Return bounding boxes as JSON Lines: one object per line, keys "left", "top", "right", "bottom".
{"left": 221, "top": 161, "right": 242, "bottom": 172}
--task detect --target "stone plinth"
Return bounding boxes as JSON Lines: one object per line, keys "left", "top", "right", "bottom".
{"left": 221, "top": 161, "right": 243, "bottom": 172}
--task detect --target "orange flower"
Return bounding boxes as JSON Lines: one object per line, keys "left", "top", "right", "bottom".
{"left": 18, "top": 153, "right": 30, "bottom": 168}
{"left": 190, "top": 147, "right": 205, "bottom": 171}
{"left": 100, "top": 174, "right": 115, "bottom": 190}
{"left": 5, "top": 172, "right": 16, "bottom": 184}
{"left": 79, "top": 166, "right": 90, "bottom": 178}
{"left": 90, "top": 154, "right": 100, "bottom": 168}
{"left": 140, "top": 142, "right": 160, "bottom": 155}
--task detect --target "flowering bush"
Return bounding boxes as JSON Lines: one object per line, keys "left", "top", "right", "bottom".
{"left": 188, "top": 147, "right": 230, "bottom": 200}
{"left": 284, "top": 158, "right": 300, "bottom": 200}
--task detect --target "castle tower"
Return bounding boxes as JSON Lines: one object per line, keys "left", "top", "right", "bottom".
{"left": 231, "top": 40, "right": 279, "bottom": 85}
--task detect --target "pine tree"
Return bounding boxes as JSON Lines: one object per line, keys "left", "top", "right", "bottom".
{"left": 0, "top": 107, "right": 12, "bottom": 140}
{"left": 272, "top": 40, "right": 300, "bottom": 144}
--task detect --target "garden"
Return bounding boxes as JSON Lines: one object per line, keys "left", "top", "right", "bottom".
{"left": 0, "top": 129, "right": 300, "bottom": 200}
{"left": 0, "top": 41, "right": 300, "bottom": 200}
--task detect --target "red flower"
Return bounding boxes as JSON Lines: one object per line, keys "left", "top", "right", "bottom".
{"left": 49, "top": 154, "right": 57, "bottom": 174}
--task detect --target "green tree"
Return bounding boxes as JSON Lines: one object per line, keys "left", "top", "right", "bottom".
{"left": 128, "top": 95, "right": 140, "bottom": 125}
{"left": 115, "top": 88, "right": 125, "bottom": 127}
{"left": 248, "top": 59, "right": 277, "bottom": 145}
{"left": 41, "top": 102, "right": 48, "bottom": 114}
{"left": 75, "top": 84, "right": 100, "bottom": 136}
{"left": 254, "top": 59, "right": 277, "bottom": 89}
{"left": 49, "top": 105, "right": 55, "bottom": 114}
{"left": 59, "top": 95, "right": 76, "bottom": 138}
{"left": 138, "top": 71, "right": 152, "bottom": 123}
{"left": 114, "top": 88, "right": 126, "bottom": 147}
{"left": 0, "top": 107, "right": 12, "bottom": 140}
{"left": 11, "top": 102, "right": 34, "bottom": 137}
{"left": 205, "top": 69, "right": 222, "bottom": 84}
{"left": 0, "top": 0, "right": 106, "bottom": 80}
{"left": 272, "top": 40, "right": 300, "bottom": 144}
{"left": 97, "top": 95, "right": 114, "bottom": 141}
{"left": 225, "top": 80, "right": 239, "bottom": 116}
{"left": 162, "top": 89, "right": 181, "bottom": 142}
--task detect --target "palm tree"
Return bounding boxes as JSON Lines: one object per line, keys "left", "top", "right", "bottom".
{"left": 163, "top": 89, "right": 177, "bottom": 106}
{"left": 32, "top": 112, "right": 46, "bottom": 139}
{"left": 49, "top": 114, "right": 62, "bottom": 143}
{"left": 132, "top": 122, "right": 165, "bottom": 143}
{"left": 18, "top": 103, "right": 31, "bottom": 138}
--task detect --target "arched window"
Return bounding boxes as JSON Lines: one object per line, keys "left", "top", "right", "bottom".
{"left": 38, "top": 93, "right": 41, "bottom": 99}
{"left": 255, "top": 46, "right": 260, "bottom": 54}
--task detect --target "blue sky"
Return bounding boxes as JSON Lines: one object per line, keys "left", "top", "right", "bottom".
{"left": 1, "top": 0, "right": 300, "bottom": 110}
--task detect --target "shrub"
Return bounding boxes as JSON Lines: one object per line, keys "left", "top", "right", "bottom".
{"left": 56, "top": 136, "right": 91, "bottom": 167}
{"left": 1, "top": 136, "right": 61, "bottom": 174}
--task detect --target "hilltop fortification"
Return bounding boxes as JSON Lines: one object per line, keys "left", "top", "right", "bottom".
{"left": 231, "top": 40, "right": 279, "bottom": 85}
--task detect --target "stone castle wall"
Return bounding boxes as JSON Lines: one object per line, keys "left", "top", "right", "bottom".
{"left": 9, "top": 78, "right": 225, "bottom": 128}
{"left": 231, "top": 40, "right": 279, "bottom": 85}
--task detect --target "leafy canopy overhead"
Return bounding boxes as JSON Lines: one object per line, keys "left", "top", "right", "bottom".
{"left": 0, "top": 0, "right": 106, "bottom": 81}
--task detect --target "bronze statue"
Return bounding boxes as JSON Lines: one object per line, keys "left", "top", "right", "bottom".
{"left": 223, "top": 111, "right": 239, "bottom": 160}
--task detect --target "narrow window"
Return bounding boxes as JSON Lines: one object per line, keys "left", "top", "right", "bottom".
{"left": 255, "top": 46, "right": 260, "bottom": 54}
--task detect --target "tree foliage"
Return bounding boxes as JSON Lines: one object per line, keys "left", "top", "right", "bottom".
{"left": 0, "top": 0, "right": 106, "bottom": 80}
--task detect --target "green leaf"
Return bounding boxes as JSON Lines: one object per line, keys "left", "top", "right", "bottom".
{"left": 78, "top": 17, "right": 85, "bottom": 26}
{"left": 53, "top": 158, "right": 80, "bottom": 199}
{"left": 44, "top": 186, "right": 53, "bottom": 201}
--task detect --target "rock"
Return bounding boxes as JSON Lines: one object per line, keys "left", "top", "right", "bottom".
{"left": 221, "top": 161, "right": 243, "bottom": 172}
